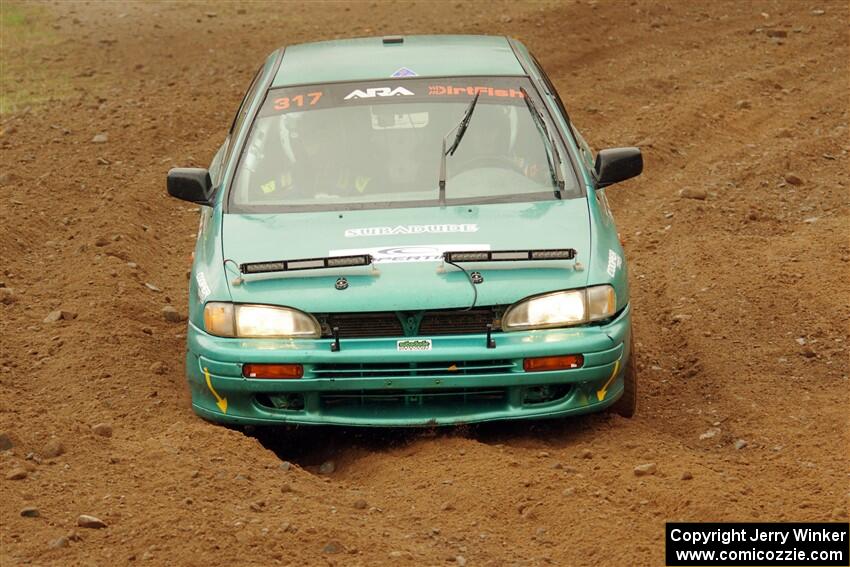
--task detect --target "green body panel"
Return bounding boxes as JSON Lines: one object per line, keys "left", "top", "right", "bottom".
{"left": 274, "top": 35, "right": 524, "bottom": 87}
{"left": 182, "top": 35, "right": 634, "bottom": 427}
{"left": 186, "top": 306, "right": 632, "bottom": 426}
{"left": 221, "top": 200, "right": 593, "bottom": 312}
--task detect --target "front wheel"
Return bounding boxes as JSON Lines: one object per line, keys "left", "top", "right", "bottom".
{"left": 611, "top": 333, "right": 637, "bottom": 418}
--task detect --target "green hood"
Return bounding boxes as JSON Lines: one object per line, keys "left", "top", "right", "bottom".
{"left": 222, "top": 200, "right": 590, "bottom": 312}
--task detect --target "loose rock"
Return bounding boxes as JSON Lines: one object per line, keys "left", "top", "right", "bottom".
{"left": 0, "top": 432, "right": 13, "bottom": 451}
{"left": 77, "top": 515, "right": 107, "bottom": 529}
{"left": 634, "top": 463, "right": 658, "bottom": 476}
{"left": 150, "top": 361, "right": 167, "bottom": 375}
{"left": 92, "top": 423, "right": 113, "bottom": 438}
{"left": 734, "top": 439, "right": 748, "bottom": 450}
{"left": 353, "top": 498, "right": 368, "bottom": 510}
{"left": 680, "top": 187, "right": 708, "bottom": 200}
{"left": 580, "top": 448, "right": 593, "bottom": 459}
{"left": 91, "top": 133, "right": 108, "bottom": 143}
{"left": 700, "top": 427, "right": 720, "bottom": 440}
{"left": 162, "top": 305, "right": 185, "bottom": 323}
{"left": 21, "top": 506, "right": 40, "bottom": 517}
{"left": 681, "top": 471, "right": 694, "bottom": 480}
{"left": 6, "top": 467, "right": 28, "bottom": 480}
{"left": 785, "top": 173, "right": 803, "bottom": 186}
{"left": 318, "top": 460, "right": 335, "bottom": 475}
{"left": 0, "top": 288, "right": 16, "bottom": 304}
{"left": 44, "top": 310, "right": 76, "bottom": 323}
{"left": 322, "top": 540, "right": 343, "bottom": 554}
{"left": 49, "top": 536, "right": 69, "bottom": 549}
{"left": 42, "top": 438, "right": 65, "bottom": 458}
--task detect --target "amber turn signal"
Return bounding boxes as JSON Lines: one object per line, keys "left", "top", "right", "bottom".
{"left": 242, "top": 363, "right": 303, "bottom": 379}
{"left": 523, "top": 354, "right": 584, "bottom": 372}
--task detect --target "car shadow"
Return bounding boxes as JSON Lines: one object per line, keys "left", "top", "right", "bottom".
{"left": 246, "top": 412, "right": 616, "bottom": 469}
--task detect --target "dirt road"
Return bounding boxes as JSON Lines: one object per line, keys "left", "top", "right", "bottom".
{"left": 1, "top": 1, "right": 847, "bottom": 565}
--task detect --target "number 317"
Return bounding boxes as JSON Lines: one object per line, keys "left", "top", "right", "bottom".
{"left": 274, "top": 92, "right": 322, "bottom": 110}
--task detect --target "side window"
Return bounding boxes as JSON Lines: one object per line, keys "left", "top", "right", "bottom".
{"left": 208, "top": 143, "right": 227, "bottom": 187}
{"left": 217, "top": 66, "right": 264, "bottom": 183}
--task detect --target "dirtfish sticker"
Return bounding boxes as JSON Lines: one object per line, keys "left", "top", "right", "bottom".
{"left": 196, "top": 271, "right": 211, "bottom": 301}
{"left": 345, "top": 224, "right": 479, "bottom": 238}
{"left": 607, "top": 250, "right": 622, "bottom": 278}
{"left": 330, "top": 244, "right": 489, "bottom": 264}
{"left": 397, "top": 339, "right": 432, "bottom": 351}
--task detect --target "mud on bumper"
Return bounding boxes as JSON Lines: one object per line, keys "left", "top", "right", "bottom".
{"left": 185, "top": 305, "right": 632, "bottom": 427}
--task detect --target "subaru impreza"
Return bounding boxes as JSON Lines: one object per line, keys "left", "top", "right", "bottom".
{"left": 167, "top": 35, "right": 642, "bottom": 426}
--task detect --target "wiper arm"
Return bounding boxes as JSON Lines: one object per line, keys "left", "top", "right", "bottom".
{"left": 520, "top": 87, "right": 565, "bottom": 195}
{"left": 439, "top": 91, "right": 481, "bottom": 206}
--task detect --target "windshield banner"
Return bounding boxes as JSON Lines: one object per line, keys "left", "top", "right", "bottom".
{"left": 258, "top": 77, "right": 533, "bottom": 118}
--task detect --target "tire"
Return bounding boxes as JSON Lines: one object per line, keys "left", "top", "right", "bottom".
{"left": 611, "top": 333, "right": 637, "bottom": 418}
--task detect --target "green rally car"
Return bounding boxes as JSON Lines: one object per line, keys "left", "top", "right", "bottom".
{"left": 166, "top": 35, "right": 643, "bottom": 427}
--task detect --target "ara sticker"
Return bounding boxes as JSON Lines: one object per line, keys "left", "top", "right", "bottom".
{"left": 330, "top": 244, "right": 489, "bottom": 264}
{"left": 391, "top": 67, "right": 418, "bottom": 78}
{"left": 606, "top": 250, "right": 622, "bottom": 278}
{"left": 343, "top": 86, "right": 415, "bottom": 100}
{"left": 196, "top": 271, "right": 211, "bottom": 301}
{"left": 344, "top": 224, "right": 479, "bottom": 238}
{"left": 397, "top": 339, "right": 432, "bottom": 351}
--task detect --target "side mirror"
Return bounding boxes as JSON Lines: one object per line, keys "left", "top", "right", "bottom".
{"left": 167, "top": 168, "right": 213, "bottom": 205}
{"left": 594, "top": 147, "right": 643, "bottom": 188}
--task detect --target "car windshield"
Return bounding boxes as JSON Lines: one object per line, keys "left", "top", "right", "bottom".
{"left": 229, "top": 76, "right": 579, "bottom": 213}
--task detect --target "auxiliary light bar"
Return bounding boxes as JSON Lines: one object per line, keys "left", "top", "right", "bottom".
{"left": 240, "top": 254, "right": 373, "bottom": 275}
{"left": 443, "top": 249, "right": 576, "bottom": 263}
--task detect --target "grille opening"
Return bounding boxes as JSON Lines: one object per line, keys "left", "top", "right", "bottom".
{"left": 418, "top": 308, "right": 502, "bottom": 336}
{"left": 521, "top": 384, "right": 572, "bottom": 405}
{"left": 315, "top": 307, "right": 504, "bottom": 339}
{"left": 320, "top": 387, "right": 507, "bottom": 410}
{"left": 312, "top": 359, "right": 516, "bottom": 378}
{"left": 318, "top": 312, "right": 403, "bottom": 338}
{"left": 256, "top": 393, "right": 305, "bottom": 411}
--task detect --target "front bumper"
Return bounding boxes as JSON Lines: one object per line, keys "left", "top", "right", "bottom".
{"left": 185, "top": 304, "right": 632, "bottom": 427}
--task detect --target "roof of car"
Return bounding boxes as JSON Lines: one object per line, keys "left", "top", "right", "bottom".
{"left": 272, "top": 35, "right": 525, "bottom": 88}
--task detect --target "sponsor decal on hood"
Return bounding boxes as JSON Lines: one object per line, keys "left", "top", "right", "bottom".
{"left": 330, "top": 244, "right": 489, "bottom": 263}
{"left": 344, "top": 224, "right": 479, "bottom": 238}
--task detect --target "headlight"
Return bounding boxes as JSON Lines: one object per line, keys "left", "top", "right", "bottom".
{"left": 502, "top": 286, "right": 616, "bottom": 331}
{"left": 203, "top": 302, "right": 320, "bottom": 338}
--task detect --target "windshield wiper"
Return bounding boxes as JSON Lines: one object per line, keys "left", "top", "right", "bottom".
{"left": 519, "top": 87, "right": 565, "bottom": 196}
{"left": 438, "top": 91, "right": 481, "bottom": 206}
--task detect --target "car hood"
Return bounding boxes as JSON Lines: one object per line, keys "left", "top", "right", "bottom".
{"left": 221, "top": 200, "right": 591, "bottom": 312}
